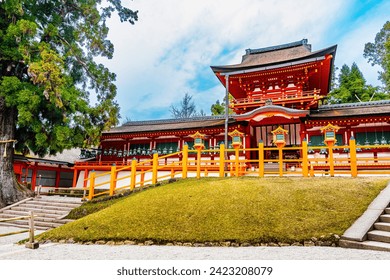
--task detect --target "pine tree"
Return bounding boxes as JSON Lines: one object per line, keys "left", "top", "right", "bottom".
{"left": 170, "top": 93, "right": 198, "bottom": 118}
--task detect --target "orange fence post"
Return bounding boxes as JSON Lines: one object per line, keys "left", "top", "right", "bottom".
{"left": 109, "top": 164, "right": 117, "bottom": 196}
{"left": 328, "top": 146, "right": 334, "bottom": 177}
{"left": 152, "top": 153, "right": 158, "bottom": 184}
{"left": 196, "top": 149, "right": 201, "bottom": 179}
{"left": 130, "top": 159, "right": 137, "bottom": 190}
{"left": 171, "top": 167, "right": 175, "bottom": 178}
{"left": 219, "top": 144, "right": 225, "bottom": 177}
{"left": 349, "top": 137, "right": 357, "bottom": 177}
{"left": 301, "top": 140, "right": 309, "bottom": 177}
{"left": 258, "top": 141, "right": 264, "bottom": 177}
{"left": 235, "top": 147, "right": 239, "bottom": 177}
{"left": 278, "top": 147, "right": 284, "bottom": 177}
{"left": 182, "top": 145, "right": 188, "bottom": 179}
{"left": 140, "top": 168, "right": 145, "bottom": 187}
{"left": 88, "top": 170, "right": 95, "bottom": 201}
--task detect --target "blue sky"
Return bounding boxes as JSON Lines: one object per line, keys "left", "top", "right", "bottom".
{"left": 99, "top": 0, "right": 390, "bottom": 122}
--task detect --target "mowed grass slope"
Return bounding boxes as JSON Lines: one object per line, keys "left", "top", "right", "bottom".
{"left": 37, "top": 177, "right": 389, "bottom": 244}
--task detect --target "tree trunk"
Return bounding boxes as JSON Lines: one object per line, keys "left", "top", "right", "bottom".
{"left": 0, "top": 97, "right": 33, "bottom": 208}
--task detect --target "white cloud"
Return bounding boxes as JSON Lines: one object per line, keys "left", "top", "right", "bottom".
{"left": 333, "top": 1, "right": 390, "bottom": 86}
{"left": 99, "top": 0, "right": 387, "bottom": 121}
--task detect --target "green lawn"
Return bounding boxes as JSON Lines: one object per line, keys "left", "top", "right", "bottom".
{"left": 37, "top": 177, "right": 389, "bottom": 244}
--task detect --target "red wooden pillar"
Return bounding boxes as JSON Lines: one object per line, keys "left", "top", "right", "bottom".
{"left": 31, "top": 163, "right": 38, "bottom": 191}
{"left": 300, "top": 122, "right": 307, "bottom": 143}
{"left": 345, "top": 125, "right": 352, "bottom": 144}
{"left": 244, "top": 127, "right": 251, "bottom": 160}
{"left": 179, "top": 136, "right": 183, "bottom": 150}
{"left": 55, "top": 165, "right": 61, "bottom": 189}
{"left": 72, "top": 168, "right": 78, "bottom": 188}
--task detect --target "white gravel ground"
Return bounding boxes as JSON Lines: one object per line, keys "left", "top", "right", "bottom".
{"left": 1, "top": 226, "right": 390, "bottom": 260}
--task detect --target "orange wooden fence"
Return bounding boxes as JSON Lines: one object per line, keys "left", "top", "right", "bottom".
{"left": 75, "top": 139, "right": 390, "bottom": 200}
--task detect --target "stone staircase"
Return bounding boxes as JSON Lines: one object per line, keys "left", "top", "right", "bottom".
{"left": 340, "top": 183, "right": 390, "bottom": 252}
{"left": 0, "top": 196, "right": 83, "bottom": 230}
{"left": 362, "top": 205, "right": 390, "bottom": 251}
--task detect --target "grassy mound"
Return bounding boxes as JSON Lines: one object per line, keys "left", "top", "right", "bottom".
{"left": 37, "top": 177, "right": 388, "bottom": 244}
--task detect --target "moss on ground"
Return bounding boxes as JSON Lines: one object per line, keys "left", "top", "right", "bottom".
{"left": 38, "top": 177, "right": 389, "bottom": 244}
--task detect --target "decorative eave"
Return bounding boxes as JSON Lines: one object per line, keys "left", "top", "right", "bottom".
{"left": 234, "top": 105, "right": 309, "bottom": 122}
{"left": 271, "top": 126, "right": 289, "bottom": 135}
{"left": 103, "top": 116, "right": 233, "bottom": 135}
{"left": 13, "top": 154, "right": 75, "bottom": 167}
{"left": 228, "top": 129, "right": 244, "bottom": 137}
{"left": 190, "top": 131, "right": 206, "bottom": 139}
{"left": 320, "top": 123, "right": 341, "bottom": 133}
{"left": 100, "top": 117, "right": 243, "bottom": 140}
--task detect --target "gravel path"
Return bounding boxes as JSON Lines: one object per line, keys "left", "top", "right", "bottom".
{"left": 1, "top": 226, "right": 390, "bottom": 260}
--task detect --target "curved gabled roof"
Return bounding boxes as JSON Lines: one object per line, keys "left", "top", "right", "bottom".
{"left": 211, "top": 39, "right": 337, "bottom": 74}
{"left": 234, "top": 105, "right": 309, "bottom": 121}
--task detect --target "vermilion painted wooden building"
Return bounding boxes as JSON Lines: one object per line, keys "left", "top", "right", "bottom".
{"left": 13, "top": 155, "right": 74, "bottom": 191}
{"left": 96, "top": 39, "right": 390, "bottom": 163}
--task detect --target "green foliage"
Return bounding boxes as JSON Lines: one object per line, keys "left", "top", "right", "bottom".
{"left": 210, "top": 94, "right": 234, "bottom": 115}
{"left": 37, "top": 177, "right": 387, "bottom": 244}
{"left": 0, "top": 0, "right": 138, "bottom": 156}
{"left": 327, "top": 63, "right": 388, "bottom": 104}
{"left": 210, "top": 99, "right": 224, "bottom": 115}
{"left": 364, "top": 21, "right": 390, "bottom": 92}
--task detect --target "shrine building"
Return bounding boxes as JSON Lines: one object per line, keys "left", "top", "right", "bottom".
{"left": 96, "top": 39, "right": 390, "bottom": 164}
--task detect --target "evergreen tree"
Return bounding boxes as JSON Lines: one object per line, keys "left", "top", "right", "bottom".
{"left": 328, "top": 63, "right": 386, "bottom": 104}
{"left": 210, "top": 94, "right": 234, "bottom": 115}
{"left": 0, "top": 0, "right": 138, "bottom": 207}
{"left": 210, "top": 100, "right": 224, "bottom": 115}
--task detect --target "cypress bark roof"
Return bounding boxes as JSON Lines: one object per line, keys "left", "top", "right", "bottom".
{"left": 310, "top": 100, "right": 390, "bottom": 118}
{"left": 103, "top": 101, "right": 390, "bottom": 135}
{"left": 211, "top": 39, "right": 337, "bottom": 73}
{"left": 105, "top": 116, "right": 233, "bottom": 134}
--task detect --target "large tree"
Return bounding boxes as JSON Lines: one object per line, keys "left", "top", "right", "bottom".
{"left": 0, "top": 0, "right": 138, "bottom": 207}
{"left": 364, "top": 21, "right": 390, "bottom": 93}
